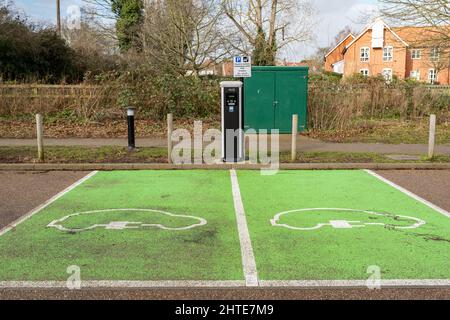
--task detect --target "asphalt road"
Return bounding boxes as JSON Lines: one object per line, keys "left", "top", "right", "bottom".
{"left": 0, "top": 170, "right": 449, "bottom": 300}
{"left": 0, "top": 171, "right": 87, "bottom": 229}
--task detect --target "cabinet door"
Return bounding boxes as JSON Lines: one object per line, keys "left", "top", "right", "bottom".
{"left": 244, "top": 72, "right": 275, "bottom": 131}
{"left": 274, "top": 71, "right": 304, "bottom": 133}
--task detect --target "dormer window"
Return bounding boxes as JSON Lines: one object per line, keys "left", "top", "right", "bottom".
{"left": 372, "top": 20, "right": 384, "bottom": 48}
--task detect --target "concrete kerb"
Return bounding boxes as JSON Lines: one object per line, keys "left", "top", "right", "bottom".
{"left": 1, "top": 163, "right": 450, "bottom": 171}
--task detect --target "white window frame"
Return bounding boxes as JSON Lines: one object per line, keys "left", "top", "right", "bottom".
{"left": 430, "top": 48, "right": 440, "bottom": 61}
{"left": 428, "top": 69, "right": 437, "bottom": 84}
{"left": 360, "top": 47, "right": 370, "bottom": 63}
{"left": 382, "top": 68, "right": 393, "bottom": 82}
{"left": 360, "top": 69, "right": 369, "bottom": 77}
{"left": 383, "top": 46, "right": 393, "bottom": 62}
{"left": 411, "top": 49, "right": 422, "bottom": 60}
{"left": 410, "top": 70, "right": 420, "bottom": 81}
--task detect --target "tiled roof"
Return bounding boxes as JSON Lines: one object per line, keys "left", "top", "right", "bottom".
{"left": 392, "top": 26, "right": 450, "bottom": 46}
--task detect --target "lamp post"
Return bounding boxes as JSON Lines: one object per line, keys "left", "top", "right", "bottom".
{"left": 126, "top": 107, "right": 136, "bottom": 151}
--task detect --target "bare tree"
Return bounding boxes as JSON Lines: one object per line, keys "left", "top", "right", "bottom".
{"left": 221, "top": 0, "right": 315, "bottom": 65}
{"left": 379, "top": 0, "right": 449, "bottom": 82}
{"left": 380, "top": 0, "right": 449, "bottom": 43}
{"left": 82, "top": 0, "right": 118, "bottom": 41}
{"left": 139, "top": 0, "right": 226, "bottom": 75}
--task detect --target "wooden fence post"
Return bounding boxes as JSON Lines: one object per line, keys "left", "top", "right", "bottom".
{"left": 36, "top": 114, "right": 44, "bottom": 162}
{"left": 428, "top": 114, "right": 436, "bottom": 159}
{"left": 291, "top": 114, "right": 299, "bottom": 162}
{"left": 167, "top": 114, "right": 173, "bottom": 164}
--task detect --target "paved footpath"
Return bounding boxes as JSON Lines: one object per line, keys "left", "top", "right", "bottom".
{"left": 1, "top": 136, "right": 450, "bottom": 155}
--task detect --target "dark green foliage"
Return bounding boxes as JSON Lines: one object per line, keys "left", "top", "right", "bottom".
{"left": 111, "top": 0, "right": 143, "bottom": 52}
{"left": 252, "top": 27, "right": 276, "bottom": 66}
{"left": 0, "top": 6, "right": 78, "bottom": 83}
{"left": 105, "top": 68, "right": 220, "bottom": 120}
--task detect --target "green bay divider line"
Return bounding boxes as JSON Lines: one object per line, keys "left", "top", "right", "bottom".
{"left": 0, "top": 171, "right": 99, "bottom": 237}
{"left": 364, "top": 170, "right": 450, "bottom": 218}
{"left": 230, "top": 169, "right": 259, "bottom": 287}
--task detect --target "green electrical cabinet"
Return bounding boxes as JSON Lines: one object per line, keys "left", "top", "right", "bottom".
{"left": 244, "top": 66, "right": 308, "bottom": 133}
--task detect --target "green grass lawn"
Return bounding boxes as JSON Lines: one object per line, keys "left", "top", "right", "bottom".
{"left": 237, "top": 170, "right": 450, "bottom": 280}
{"left": 0, "top": 171, "right": 243, "bottom": 281}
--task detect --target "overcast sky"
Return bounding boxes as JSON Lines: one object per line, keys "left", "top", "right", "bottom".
{"left": 11, "top": 0, "right": 380, "bottom": 60}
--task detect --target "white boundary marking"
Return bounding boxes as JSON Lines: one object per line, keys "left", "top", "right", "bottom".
{"left": 0, "top": 279, "right": 449, "bottom": 289}
{"left": 365, "top": 170, "right": 450, "bottom": 218}
{"left": 47, "top": 209, "right": 207, "bottom": 232}
{"left": 260, "top": 279, "right": 450, "bottom": 288}
{"left": 230, "top": 169, "right": 259, "bottom": 287}
{"left": 0, "top": 281, "right": 245, "bottom": 289}
{"left": 0, "top": 171, "right": 99, "bottom": 237}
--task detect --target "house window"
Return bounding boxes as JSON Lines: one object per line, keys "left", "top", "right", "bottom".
{"left": 382, "top": 68, "right": 393, "bottom": 82}
{"left": 360, "top": 47, "right": 370, "bottom": 62}
{"left": 430, "top": 48, "right": 440, "bottom": 61}
{"left": 360, "top": 69, "right": 369, "bottom": 77}
{"left": 410, "top": 70, "right": 420, "bottom": 81}
{"left": 428, "top": 69, "right": 437, "bottom": 84}
{"left": 411, "top": 49, "right": 422, "bottom": 60}
{"left": 383, "top": 46, "right": 393, "bottom": 62}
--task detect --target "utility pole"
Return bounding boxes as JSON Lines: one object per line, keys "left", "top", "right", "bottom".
{"left": 56, "top": 0, "right": 61, "bottom": 36}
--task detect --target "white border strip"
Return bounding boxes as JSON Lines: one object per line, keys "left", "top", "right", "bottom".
{"left": 0, "top": 280, "right": 246, "bottom": 289}
{"left": 365, "top": 170, "right": 450, "bottom": 218}
{"left": 260, "top": 279, "right": 450, "bottom": 288}
{"left": 0, "top": 171, "right": 99, "bottom": 237}
{"left": 230, "top": 169, "right": 259, "bottom": 287}
{"left": 1, "top": 279, "right": 448, "bottom": 289}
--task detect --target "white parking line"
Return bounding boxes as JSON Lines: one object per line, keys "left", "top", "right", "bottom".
{"left": 230, "top": 169, "right": 259, "bottom": 287}
{"left": 365, "top": 170, "right": 450, "bottom": 218}
{"left": 0, "top": 171, "right": 99, "bottom": 237}
{"left": 1, "top": 279, "right": 448, "bottom": 289}
{"left": 0, "top": 280, "right": 246, "bottom": 289}
{"left": 260, "top": 279, "right": 450, "bottom": 288}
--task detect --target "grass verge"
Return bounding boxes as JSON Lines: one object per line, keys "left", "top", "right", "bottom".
{"left": 1, "top": 146, "right": 450, "bottom": 164}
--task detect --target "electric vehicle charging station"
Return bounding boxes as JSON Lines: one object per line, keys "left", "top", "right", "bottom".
{"left": 221, "top": 81, "right": 244, "bottom": 163}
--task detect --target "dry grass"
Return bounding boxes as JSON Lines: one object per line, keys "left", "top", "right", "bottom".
{"left": 0, "top": 118, "right": 220, "bottom": 139}
{"left": 0, "top": 84, "right": 119, "bottom": 121}
{"left": 308, "top": 119, "right": 450, "bottom": 145}
{"left": 308, "top": 81, "right": 450, "bottom": 131}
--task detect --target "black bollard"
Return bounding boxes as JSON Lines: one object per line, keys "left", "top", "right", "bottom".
{"left": 126, "top": 106, "right": 136, "bottom": 151}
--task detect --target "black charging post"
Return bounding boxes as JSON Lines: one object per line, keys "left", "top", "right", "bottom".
{"left": 126, "top": 106, "right": 136, "bottom": 151}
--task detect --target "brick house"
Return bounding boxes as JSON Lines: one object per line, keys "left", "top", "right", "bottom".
{"left": 324, "top": 34, "right": 355, "bottom": 74}
{"left": 325, "top": 19, "right": 450, "bottom": 84}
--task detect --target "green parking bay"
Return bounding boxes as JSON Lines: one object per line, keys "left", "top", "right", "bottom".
{"left": 238, "top": 170, "right": 450, "bottom": 281}
{"left": 0, "top": 171, "right": 244, "bottom": 281}
{"left": 0, "top": 170, "right": 448, "bottom": 285}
